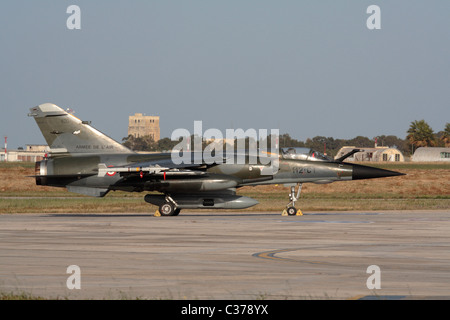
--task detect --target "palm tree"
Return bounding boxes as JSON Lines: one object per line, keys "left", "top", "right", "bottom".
{"left": 440, "top": 123, "right": 450, "bottom": 147}
{"left": 406, "top": 120, "right": 436, "bottom": 153}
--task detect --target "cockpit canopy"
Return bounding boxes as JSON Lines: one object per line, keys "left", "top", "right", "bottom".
{"left": 280, "top": 147, "right": 331, "bottom": 161}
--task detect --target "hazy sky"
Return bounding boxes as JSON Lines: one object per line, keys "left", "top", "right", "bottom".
{"left": 1, "top": 1, "right": 449, "bottom": 149}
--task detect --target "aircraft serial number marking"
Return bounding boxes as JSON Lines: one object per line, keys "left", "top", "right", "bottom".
{"left": 292, "top": 167, "right": 315, "bottom": 174}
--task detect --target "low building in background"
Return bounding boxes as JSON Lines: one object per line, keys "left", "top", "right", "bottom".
{"left": 1, "top": 144, "right": 49, "bottom": 162}
{"left": 335, "top": 146, "right": 405, "bottom": 162}
{"left": 412, "top": 147, "right": 450, "bottom": 162}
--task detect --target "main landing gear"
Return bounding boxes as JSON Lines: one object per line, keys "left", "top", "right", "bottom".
{"left": 282, "top": 183, "right": 303, "bottom": 216}
{"left": 155, "top": 195, "right": 181, "bottom": 217}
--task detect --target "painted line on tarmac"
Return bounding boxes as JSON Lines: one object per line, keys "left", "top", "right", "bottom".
{"left": 252, "top": 249, "right": 297, "bottom": 262}
{"left": 278, "top": 220, "right": 373, "bottom": 224}
{"left": 252, "top": 248, "right": 329, "bottom": 265}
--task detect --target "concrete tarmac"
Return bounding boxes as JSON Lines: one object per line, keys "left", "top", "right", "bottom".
{"left": 1, "top": 210, "right": 450, "bottom": 299}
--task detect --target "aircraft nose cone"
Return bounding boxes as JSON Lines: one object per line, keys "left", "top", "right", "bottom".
{"left": 352, "top": 164, "right": 406, "bottom": 180}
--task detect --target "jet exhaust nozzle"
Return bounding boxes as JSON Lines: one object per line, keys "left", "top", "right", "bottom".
{"left": 35, "top": 160, "right": 48, "bottom": 185}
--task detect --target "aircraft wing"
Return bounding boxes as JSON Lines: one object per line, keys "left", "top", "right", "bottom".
{"left": 98, "top": 163, "right": 208, "bottom": 178}
{"left": 97, "top": 157, "right": 217, "bottom": 178}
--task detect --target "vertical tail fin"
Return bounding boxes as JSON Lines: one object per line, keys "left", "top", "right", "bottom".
{"left": 29, "top": 103, "right": 132, "bottom": 154}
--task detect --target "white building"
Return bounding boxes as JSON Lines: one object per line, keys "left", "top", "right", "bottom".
{"left": 2, "top": 144, "right": 49, "bottom": 162}
{"left": 412, "top": 147, "right": 450, "bottom": 162}
{"left": 335, "top": 146, "right": 405, "bottom": 162}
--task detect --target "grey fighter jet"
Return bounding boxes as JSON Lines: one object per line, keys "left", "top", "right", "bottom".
{"left": 29, "top": 103, "right": 405, "bottom": 216}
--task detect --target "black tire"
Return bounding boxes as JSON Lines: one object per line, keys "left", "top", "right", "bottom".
{"left": 159, "top": 202, "right": 175, "bottom": 216}
{"left": 286, "top": 206, "right": 297, "bottom": 216}
{"left": 173, "top": 208, "right": 181, "bottom": 216}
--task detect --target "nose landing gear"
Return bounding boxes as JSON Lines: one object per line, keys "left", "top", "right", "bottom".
{"left": 282, "top": 183, "right": 303, "bottom": 216}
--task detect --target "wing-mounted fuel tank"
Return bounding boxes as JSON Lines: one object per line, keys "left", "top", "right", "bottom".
{"left": 144, "top": 192, "right": 259, "bottom": 210}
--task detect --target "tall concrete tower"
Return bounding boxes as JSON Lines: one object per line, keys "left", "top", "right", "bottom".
{"left": 127, "top": 113, "right": 160, "bottom": 141}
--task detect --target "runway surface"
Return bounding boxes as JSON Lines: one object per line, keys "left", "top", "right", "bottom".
{"left": 1, "top": 210, "right": 450, "bottom": 299}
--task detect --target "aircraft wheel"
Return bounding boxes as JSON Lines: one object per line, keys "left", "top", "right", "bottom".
{"left": 286, "top": 207, "right": 297, "bottom": 216}
{"left": 159, "top": 202, "right": 176, "bottom": 216}
{"left": 173, "top": 208, "right": 181, "bottom": 216}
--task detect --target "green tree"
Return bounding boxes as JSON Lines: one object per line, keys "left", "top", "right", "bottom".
{"left": 346, "top": 136, "right": 374, "bottom": 148}
{"left": 406, "top": 120, "right": 436, "bottom": 152}
{"left": 122, "top": 135, "right": 157, "bottom": 151}
{"left": 156, "top": 137, "right": 180, "bottom": 151}
{"left": 277, "top": 133, "right": 305, "bottom": 148}
{"left": 305, "top": 136, "right": 338, "bottom": 156}
{"left": 375, "top": 135, "right": 409, "bottom": 155}
{"left": 440, "top": 123, "right": 450, "bottom": 147}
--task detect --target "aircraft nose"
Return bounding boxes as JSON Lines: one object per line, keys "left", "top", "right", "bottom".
{"left": 351, "top": 164, "right": 406, "bottom": 180}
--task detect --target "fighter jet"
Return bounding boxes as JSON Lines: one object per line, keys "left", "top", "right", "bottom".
{"left": 29, "top": 103, "right": 405, "bottom": 216}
